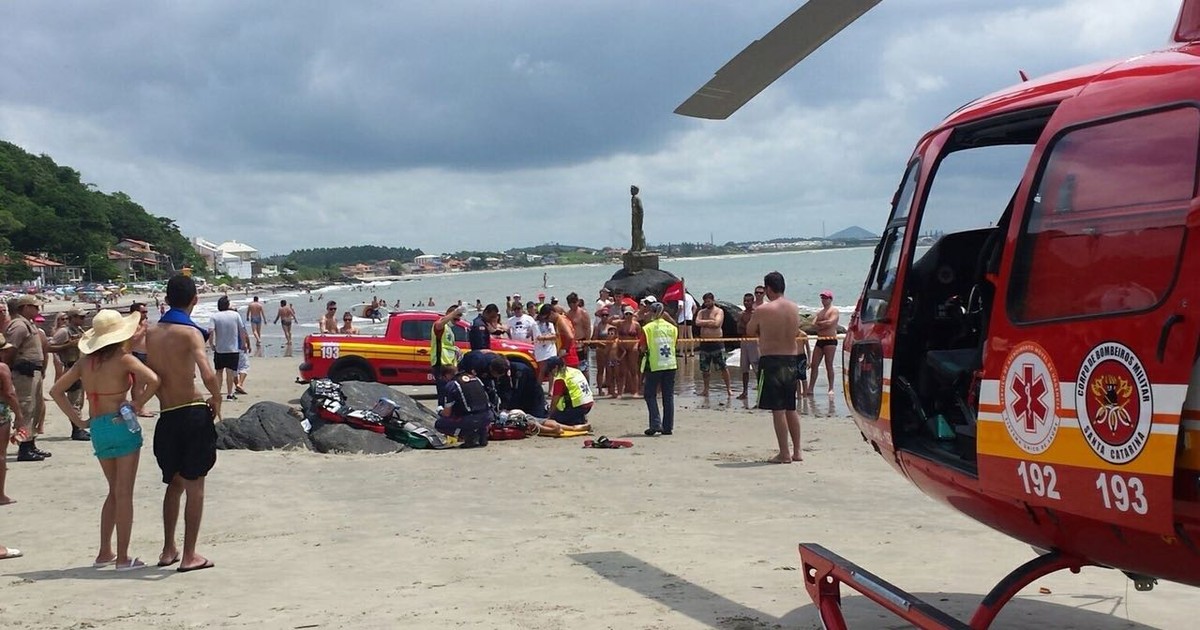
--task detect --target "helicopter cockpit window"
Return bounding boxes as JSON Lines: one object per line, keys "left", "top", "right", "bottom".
{"left": 1010, "top": 106, "right": 1197, "bottom": 323}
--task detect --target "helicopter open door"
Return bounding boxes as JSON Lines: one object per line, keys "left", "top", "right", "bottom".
{"left": 980, "top": 105, "right": 1200, "bottom": 535}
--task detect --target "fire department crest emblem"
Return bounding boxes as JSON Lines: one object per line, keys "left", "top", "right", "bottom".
{"left": 1075, "top": 342, "right": 1152, "bottom": 464}
{"left": 999, "top": 341, "right": 1061, "bottom": 455}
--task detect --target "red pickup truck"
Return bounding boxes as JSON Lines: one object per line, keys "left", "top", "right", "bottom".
{"left": 299, "top": 310, "right": 537, "bottom": 385}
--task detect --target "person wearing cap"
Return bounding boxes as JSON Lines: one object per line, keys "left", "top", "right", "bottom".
{"left": 0, "top": 333, "right": 27, "bottom": 505}
{"left": 49, "top": 308, "right": 91, "bottom": 440}
{"left": 431, "top": 304, "right": 467, "bottom": 406}
{"left": 637, "top": 295, "right": 657, "bottom": 325}
{"left": 808, "top": 290, "right": 841, "bottom": 397}
{"left": 544, "top": 356, "right": 594, "bottom": 429}
{"left": 6, "top": 294, "right": 50, "bottom": 461}
{"left": 435, "top": 363, "right": 493, "bottom": 448}
{"left": 493, "top": 353, "right": 546, "bottom": 417}
{"left": 469, "top": 304, "right": 504, "bottom": 351}
{"left": 639, "top": 301, "right": 678, "bottom": 435}
{"left": 595, "top": 287, "right": 614, "bottom": 316}
{"left": 505, "top": 301, "right": 536, "bottom": 344}
{"left": 145, "top": 274, "right": 222, "bottom": 573}
{"left": 50, "top": 309, "right": 160, "bottom": 571}
{"left": 536, "top": 292, "right": 547, "bottom": 311}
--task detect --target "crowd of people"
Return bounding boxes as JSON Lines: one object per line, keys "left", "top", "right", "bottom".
{"left": 2, "top": 275, "right": 222, "bottom": 571}
{"left": 414, "top": 271, "right": 840, "bottom": 459}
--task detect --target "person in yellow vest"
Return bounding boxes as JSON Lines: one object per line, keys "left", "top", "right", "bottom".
{"left": 544, "top": 356, "right": 594, "bottom": 429}
{"left": 639, "top": 301, "right": 678, "bottom": 436}
{"left": 430, "top": 304, "right": 466, "bottom": 406}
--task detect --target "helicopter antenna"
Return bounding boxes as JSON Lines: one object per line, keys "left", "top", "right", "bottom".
{"left": 675, "top": 0, "right": 882, "bottom": 119}
{"left": 1018, "top": 70, "right": 1029, "bottom": 82}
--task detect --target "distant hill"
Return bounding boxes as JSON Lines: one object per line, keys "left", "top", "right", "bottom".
{"left": 827, "top": 225, "right": 878, "bottom": 240}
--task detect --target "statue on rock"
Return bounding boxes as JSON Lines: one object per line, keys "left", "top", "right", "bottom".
{"left": 630, "top": 184, "right": 646, "bottom": 252}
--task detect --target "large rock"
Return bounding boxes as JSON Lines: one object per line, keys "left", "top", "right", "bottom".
{"left": 309, "top": 424, "right": 408, "bottom": 455}
{"left": 603, "top": 267, "right": 679, "bottom": 302}
{"left": 215, "top": 402, "right": 312, "bottom": 451}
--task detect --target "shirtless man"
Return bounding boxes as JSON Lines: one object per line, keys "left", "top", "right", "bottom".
{"left": 245, "top": 296, "right": 265, "bottom": 346}
{"left": 273, "top": 300, "right": 296, "bottom": 344}
{"left": 808, "top": 290, "right": 841, "bottom": 396}
{"left": 746, "top": 271, "right": 802, "bottom": 464}
{"left": 145, "top": 275, "right": 222, "bottom": 573}
{"left": 736, "top": 292, "right": 759, "bottom": 400}
{"left": 565, "top": 293, "right": 591, "bottom": 379}
{"left": 319, "top": 300, "right": 339, "bottom": 333}
{"left": 695, "top": 292, "right": 732, "bottom": 397}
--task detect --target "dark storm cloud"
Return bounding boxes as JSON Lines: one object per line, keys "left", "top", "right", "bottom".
{"left": 1, "top": 1, "right": 825, "bottom": 172}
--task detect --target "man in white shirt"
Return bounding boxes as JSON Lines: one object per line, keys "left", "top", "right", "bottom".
{"left": 506, "top": 302, "right": 537, "bottom": 343}
{"left": 210, "top": 296, "right": 249, "bottom": 401}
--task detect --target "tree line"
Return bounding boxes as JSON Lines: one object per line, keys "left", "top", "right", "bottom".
{"left": 0, "top": 141, "right": 204, "bottom": 282}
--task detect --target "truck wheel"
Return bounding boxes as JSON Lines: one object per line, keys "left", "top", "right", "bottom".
{"left": 330, "top": 361, "right": 374, "bottom": 383}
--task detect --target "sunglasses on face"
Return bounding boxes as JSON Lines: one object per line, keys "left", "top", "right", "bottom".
{"left": 754, "top": 291, "right": 764, "bottom": 295}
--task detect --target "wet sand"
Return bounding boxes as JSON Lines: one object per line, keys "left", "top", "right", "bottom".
{"left": 0, "top": 356, "right": 1193, "bottom": 629}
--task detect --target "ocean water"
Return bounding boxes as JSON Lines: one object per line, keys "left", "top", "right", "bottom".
{"left": 193, "top": 246, "right": 875, "bottom": 358}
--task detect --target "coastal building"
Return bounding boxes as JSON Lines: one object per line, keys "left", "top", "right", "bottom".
{"left": 109, "top": 238, "right": 163, "bottom": 279}
{"left": 190, "top": 236, "right": 260, "bottom": 279}
{"left": 413, "top": 254, "right": 441, "bottom": 267}
{"left": 22, "top": 254, "right": 64, "bottom": 286}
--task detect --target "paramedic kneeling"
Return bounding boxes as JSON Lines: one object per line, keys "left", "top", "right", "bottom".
{"left": 545, "top": 356, "right": 594, "bottom": 426}
{"left": 435, "top": 364, "right": 493, "bottom": 448}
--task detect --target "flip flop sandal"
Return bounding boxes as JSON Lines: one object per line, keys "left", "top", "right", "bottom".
{"left": 584, "top": 436, "right": 633, "bottom": 449}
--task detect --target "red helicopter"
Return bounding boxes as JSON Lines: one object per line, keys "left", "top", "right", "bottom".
{"left": 678, "top": 1, "right": 1200, "bottom": 628}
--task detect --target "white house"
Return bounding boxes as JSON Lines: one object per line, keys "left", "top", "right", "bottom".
{"left": 192, "top": 237, "right": 261, "bottom": 279}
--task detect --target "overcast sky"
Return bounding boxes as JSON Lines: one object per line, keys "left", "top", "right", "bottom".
{"left": 0, "top": 0, "right": 1184, "bottom": 256}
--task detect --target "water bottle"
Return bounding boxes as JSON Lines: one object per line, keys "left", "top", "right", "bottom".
{"left": 119, "top": 402, "right": 142, "bottom": 434}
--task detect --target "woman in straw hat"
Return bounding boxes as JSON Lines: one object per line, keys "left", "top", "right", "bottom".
{"left": 50, "top": 309, "right": 160, "bottom": 571}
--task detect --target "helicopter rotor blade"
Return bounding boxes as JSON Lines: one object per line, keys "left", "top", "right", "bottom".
{"left": 674, "top": 0, "right": 882, "bottom": 120}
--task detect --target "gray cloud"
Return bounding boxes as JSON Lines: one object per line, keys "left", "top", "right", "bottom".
{"left": 0, "top": 0, "right": 1184, "bottom": 254}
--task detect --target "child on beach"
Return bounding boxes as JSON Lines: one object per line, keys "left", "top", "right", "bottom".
{"left": 50, "top": 309, "right": 160, "bottom": 571}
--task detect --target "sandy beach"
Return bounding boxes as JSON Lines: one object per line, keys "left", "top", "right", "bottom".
{"left": 0, "top": 357, "right": 1194, "bottom": 629}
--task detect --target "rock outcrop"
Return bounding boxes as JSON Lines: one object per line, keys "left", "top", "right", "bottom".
{"left": 215, "top": 402, "right": 312, "bottom": 451}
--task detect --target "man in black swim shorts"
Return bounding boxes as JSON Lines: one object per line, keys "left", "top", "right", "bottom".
{"left": 746, "top": 271, "right": 804, "bottom": 463}
{"left": 145, "top": 275, "right": 222, "bottom": 573}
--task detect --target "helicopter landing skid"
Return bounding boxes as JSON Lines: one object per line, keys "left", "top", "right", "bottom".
{"left": 799, "top": 543, "right": 1089, "bottom": 629}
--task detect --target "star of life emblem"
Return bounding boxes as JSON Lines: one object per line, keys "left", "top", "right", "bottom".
{"left": 999, "top": 342, "right": 1061, "bottom": 455}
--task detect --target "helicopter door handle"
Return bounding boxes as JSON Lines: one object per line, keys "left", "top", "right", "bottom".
{"left": 1156, "top": 313, "right": 1183, "bottom": 363}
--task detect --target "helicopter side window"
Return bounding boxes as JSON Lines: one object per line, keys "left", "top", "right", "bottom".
{"left": 861, "top": 160, "right": 919, "bottom": 322}
{"left": 1010, "top": 107, "right": 1198, "bottom": 323}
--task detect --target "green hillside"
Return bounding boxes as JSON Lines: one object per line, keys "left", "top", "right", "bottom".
{"left": 0, "top": 140, "right": 202, "bottom": 281}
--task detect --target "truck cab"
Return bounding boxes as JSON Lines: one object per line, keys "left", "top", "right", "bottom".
{"left": 299, "top": 310, "right": 537, "bottom": 385}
